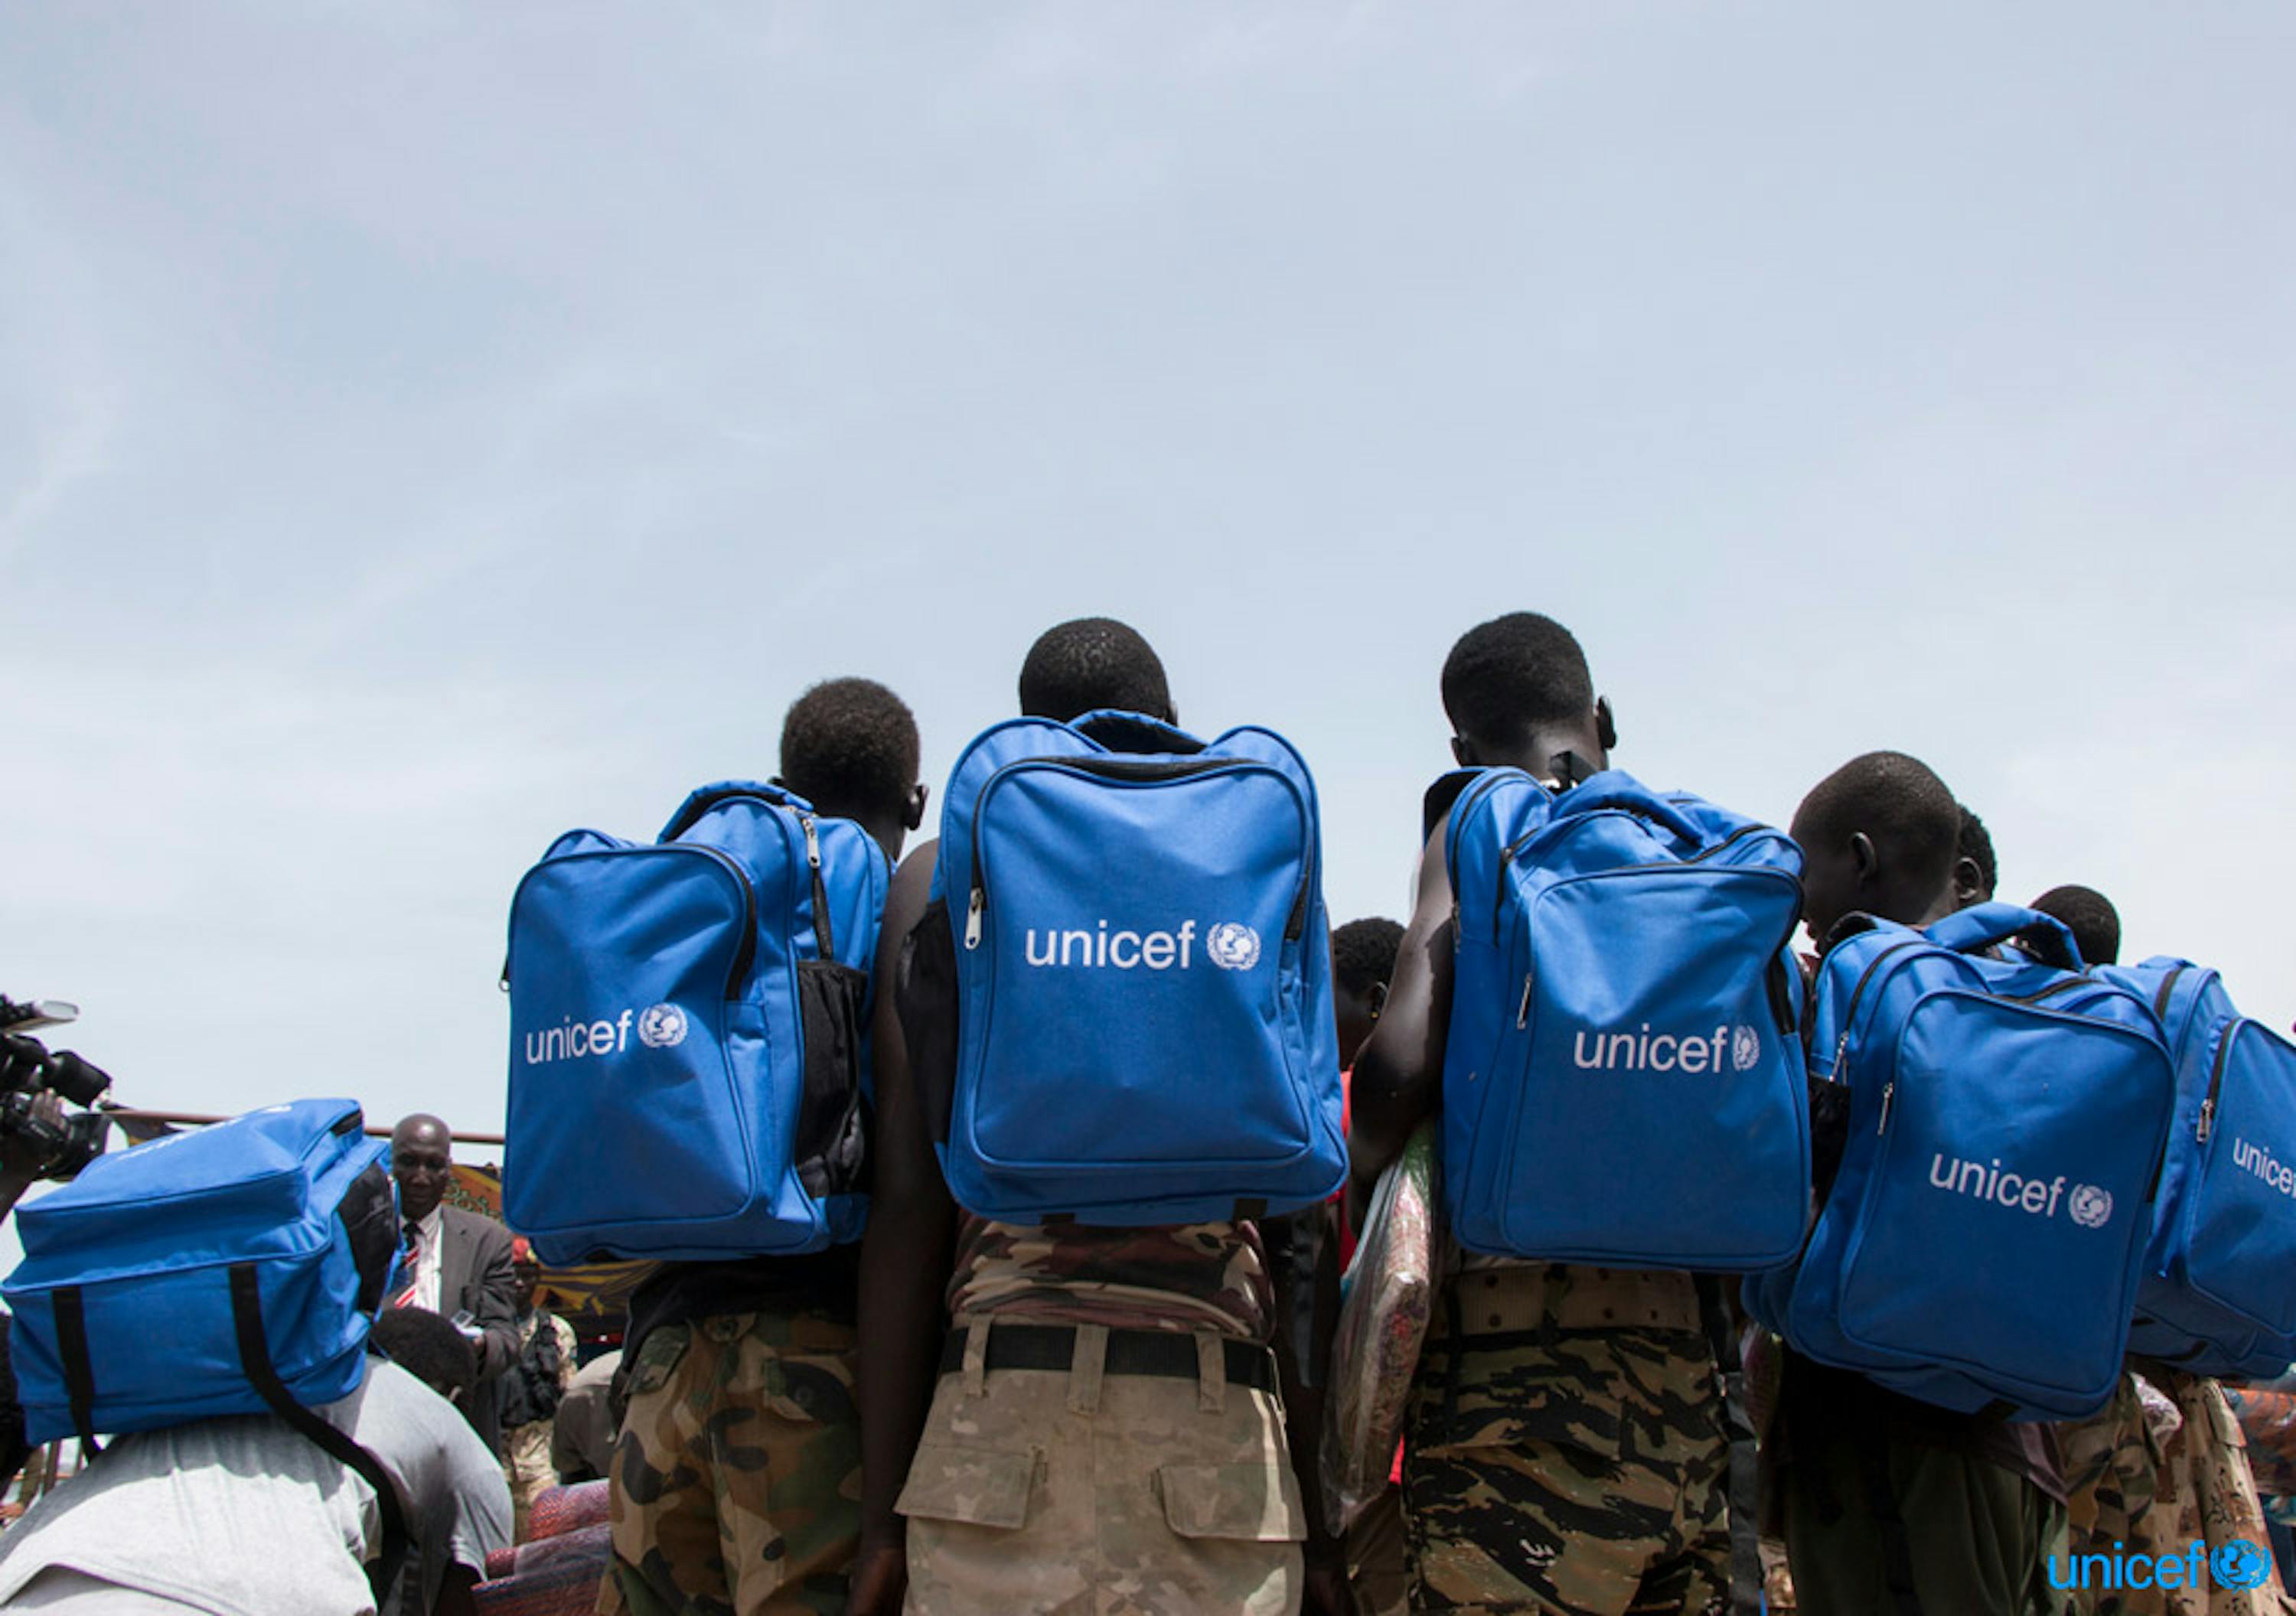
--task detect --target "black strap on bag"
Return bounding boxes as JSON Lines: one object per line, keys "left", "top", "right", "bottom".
{"left": 228, "top": 1266, "right": 410, "bottom": 1605}
{"left": 1694, "top": 1276, "right": 1763, "bottom": 1616}
{"left": 50, "top": 1287, "right": 102, "bottom": 1459}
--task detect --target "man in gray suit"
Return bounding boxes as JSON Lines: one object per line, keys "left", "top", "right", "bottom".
{"left": 390, "top": 1113, "right": 521, "bottom": 1458}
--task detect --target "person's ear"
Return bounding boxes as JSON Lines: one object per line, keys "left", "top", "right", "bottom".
{"left": 904, "top": 783, "right": 929, "bottom": 832}
{"left": 1952, "top": 855, "right": 1985, "bottom": 906}
{"left": 1366, "top": 981, "right": 1389, "bottom": 1023}
{"left": 1850, "top": 831, "right": 1880, "bottom": 885}
{"left": 1450, "top": 735, "right": 1478, "bottom": 767}
{"left": 1594, "top": 697, "right": 1618, "bottom": 752}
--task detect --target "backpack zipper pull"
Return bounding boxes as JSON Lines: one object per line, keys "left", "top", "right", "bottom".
{"left": 2197, "top": 1096, "right": 2215, "bottom": 1145}
{"left": 1876, "top": 1080, "right": 1894, "bottom": 1136}
{"left": 1515, "top": 971, "right": 1535, "bottom": 1030}
{"left": 1831, "top": 1031, "right": 1851, "bottom": 1082}
{"left": 803, "top": 815, "right": 822, "bottom": 871}
{"left": 964, "top": 885, "right": 985, "bottom": 950}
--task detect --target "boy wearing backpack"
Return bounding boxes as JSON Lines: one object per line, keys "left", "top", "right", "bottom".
{"left": 1776, "top": 751, "right": 2071, "bottom": 1616}
{"left": 847, "top": 617, "right": 1345, "bottom": 1616}
{"left": 1349, "top": 611, "right": 1737, "bottom": 1616}
{"left": 602, "top": 677, "right": 928, "bottom": 1616}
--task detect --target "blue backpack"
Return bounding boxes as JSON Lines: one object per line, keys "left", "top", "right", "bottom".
{"left": 1440, "top": 767, "right": 1810, "bottom": 1270}
{"left": 2099, "top": 958, "right": 2296, "bottom": 1379}
{"left": 504, "top": 781, "right": 889, "bottom": 1264}
{"left": 1753, "top": 904, "right": 2177, "bottom": 1419}
{"left": 932, "top": 710, "right": 1344, "bottom": 1224}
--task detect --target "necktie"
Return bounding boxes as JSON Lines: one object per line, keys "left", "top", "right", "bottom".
{"left": 393, "top": 1220, "right": 423, "bottom": 1308}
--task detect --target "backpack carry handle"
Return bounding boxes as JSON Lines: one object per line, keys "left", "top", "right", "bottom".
{"left": 1557, "top": 777, "right": 1706, "bottom": 848}
{"left": 1923, "top": 901, "right": 2086, "bottom": 971}
{"left": 1070, "top": 709, "right": 1206, "bottom": 757}
{"left": 659, "top": 780, "right": 809, "bottom": 843}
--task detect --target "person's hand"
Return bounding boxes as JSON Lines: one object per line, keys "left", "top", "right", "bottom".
{"left": 845, "top": 1537, "right": 906, "bottom": 1616}
{"left": 0, "top": 1090, "right": 64, "bottom": 1184}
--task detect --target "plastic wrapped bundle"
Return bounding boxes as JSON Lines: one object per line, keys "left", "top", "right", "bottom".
{"left": 1320, "top": 1121, "right": 1440, "bottom": 1536}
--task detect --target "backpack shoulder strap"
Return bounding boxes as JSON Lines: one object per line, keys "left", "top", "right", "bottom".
{"left": 227, "top": 1267, "right": 410, "bottom": 1605}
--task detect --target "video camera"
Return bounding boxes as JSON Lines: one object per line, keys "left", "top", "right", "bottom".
{"left": 0, "top": 998, "right": 113, "bottom": 1181}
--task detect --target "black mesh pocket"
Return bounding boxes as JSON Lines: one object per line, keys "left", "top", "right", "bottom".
{"left": 795, "top": 960, "right": 871, "bottom": 1199}
{"left": 898, "top": 898, "right": 960, "bottom": 1146}
{"left": 338, "top": 1162, "right": 401, "bottom": 1315}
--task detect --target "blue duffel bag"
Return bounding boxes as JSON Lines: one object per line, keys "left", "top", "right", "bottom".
{"left": 4, "top": 1096, "right": 400, "bottom": 1445}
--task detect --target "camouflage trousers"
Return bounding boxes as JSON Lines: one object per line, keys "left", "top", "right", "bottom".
{"left": 1403, "top": 1266, "right": 1730, "bottom": 1616}
{"left": 2056, "top": 1370, "right": 2292, "bottom": 1616}
{"left": 507, "top": 1417, "right": 558, "bottom": 1542}
{"left": 895, "top": 1318, "right": 1307, "bottom": 1614}
{"left": 598, "top": 1308, "right": 861, "bottom": 1616}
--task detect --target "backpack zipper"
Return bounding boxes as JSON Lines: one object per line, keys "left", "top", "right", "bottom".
{"left": 962, "top": 756, "right": 1313, "bottom": 952}
{"left": 2196, "top": 1023, "right": 2239, "bottom": 1145}
{"left": 1515, "top": 969, "right": 1535, "bottom": 1030}
{"left": 1828, "top": 937, "right": 1926, "bottom": 1083}
{"left": 2152, "top": 964, "right": 2188, "bottom": 1021}
{"left": 800, "top": 813, "right": 835, "bottom": 957}
{"left": 1495, "top": 817, "right": 1779, "bottom": 944}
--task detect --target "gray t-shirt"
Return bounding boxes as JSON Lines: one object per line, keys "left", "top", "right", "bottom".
{"left": 0, "top": 1359, "right": 511, "bottom": 1615}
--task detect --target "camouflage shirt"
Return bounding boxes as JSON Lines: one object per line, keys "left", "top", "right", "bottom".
{"left": 947, "top": 1214, "right": 1274, "bottom": 1342}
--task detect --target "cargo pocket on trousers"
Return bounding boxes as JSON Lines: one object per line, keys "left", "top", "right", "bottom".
{"left": 1156, "top": 1462, "right": 1307, "bottom": 1543}
{"left": 895, "top": 1445, "right": 1038, "bottom": 1532}
{"left": 794, "top": 960, "right": 870, "bottom": 1199}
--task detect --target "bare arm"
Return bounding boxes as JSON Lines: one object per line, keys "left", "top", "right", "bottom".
{"left": 1347, "top": 823, "right": 1456, "bottom": 1197}
{"left": 1265, "top": 1206, "right": 1348, "bottom": 1614}
{"left": 847, "top": 843, "right": 957, "bottom": 1616}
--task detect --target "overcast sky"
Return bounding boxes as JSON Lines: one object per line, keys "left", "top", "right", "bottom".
{"left": 5, "top": 2, "right": 2293, "bottom": 1155}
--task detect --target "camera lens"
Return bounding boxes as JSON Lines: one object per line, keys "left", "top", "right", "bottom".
{"left": 44, "top": 1050, "right": 112, "bottom": 1106}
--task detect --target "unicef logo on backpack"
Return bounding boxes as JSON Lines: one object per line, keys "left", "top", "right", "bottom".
{"left": 2067, "top": 1184, "right": 2114, "bottom": 1230}
{"left": 637, "top": 1003, "right": 689, "bottom": 1050}
{"left": 1205, "top": 923, "right": 1262, "bottom": 971}
{"left": 1732, "top": 1025, "right": 1762, "bottom": 1071}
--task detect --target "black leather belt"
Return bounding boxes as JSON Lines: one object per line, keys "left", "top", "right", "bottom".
{"left": 938, "top": 1322, "right": 1278, "bottom": 1393}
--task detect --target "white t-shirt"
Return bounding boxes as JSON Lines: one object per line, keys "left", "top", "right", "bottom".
{"left": 0, "top": 1360, "right": 511, "bottom": 1615}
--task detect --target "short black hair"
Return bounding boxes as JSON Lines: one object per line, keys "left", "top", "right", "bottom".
{"left": 778, "top": 678, "right": 920, "bottom": 826}
{"left": 1018, "top": 618, "right": 1172, "bottom": 724}
{"left": 1958, "top": 806, "right": 1998, "bottom": 901}
{"left": 1796, "top": 751, "right": 1961, "bottom": 890}
{"left": 370, "top": 1306, "right": 478, "bottom": 1402}
{"left": 1440, "top": 613, "right": 1595, "bottom": 747}
{"left": 2032, "top": 884, "right": 2122, "bottom": 967}
{"left": 1332, "top": 917, "right": 1405, "bottom": 1000}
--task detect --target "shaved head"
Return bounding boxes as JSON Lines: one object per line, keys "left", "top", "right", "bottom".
{"left": 390, "top": 1113, "right": 454, "bottom": 1222}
